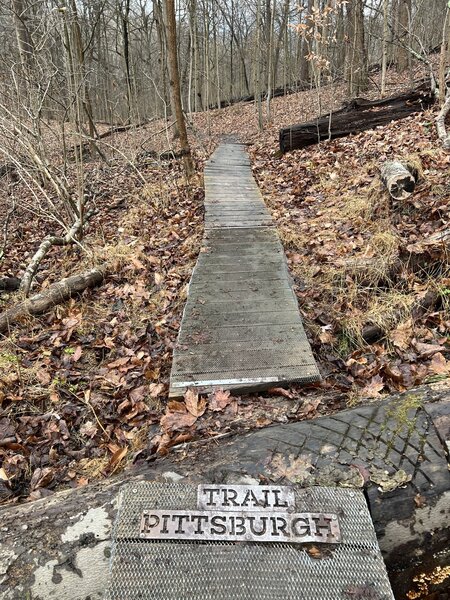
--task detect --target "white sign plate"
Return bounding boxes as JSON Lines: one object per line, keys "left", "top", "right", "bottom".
{"left": 140, "top": 510, "right": 341, "bottom": 544}
{"left": 197, "top": 484, "right": 295, "bottom": 512}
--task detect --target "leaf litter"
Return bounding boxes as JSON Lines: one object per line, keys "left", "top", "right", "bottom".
{"left": 0, "top": 63, "right": 449, "bottom": 503}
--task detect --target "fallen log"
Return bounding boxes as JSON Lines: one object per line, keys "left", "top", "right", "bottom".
{"left": 0, "top": 267, "right": 105, "bottom": 334}
{"left": 279, "top": 84, "right": 435, "bottom": 153}
{"left": 0, "top": 383, "right": 448, "bottom": 599}
{"left": 207, "top": 78, "right": 312, "bottom": 111}
{"left": 381, "top": 160, "right": 416, "bottom": 200}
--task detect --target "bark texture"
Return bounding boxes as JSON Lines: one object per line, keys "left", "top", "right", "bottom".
{"left": 279, "top": 85, "right": 434, "bottom": 153}
{"left": 164, "top": 0, "right": 194, "bottom": 177}
{"left": 436, "top": 95, "right": 450, "bottom": 149}
{"left": 381, "top": 160, "right": 416, "bottom": 200}
{"left": 0, "top": 267, "right": 105, "bottom": 334}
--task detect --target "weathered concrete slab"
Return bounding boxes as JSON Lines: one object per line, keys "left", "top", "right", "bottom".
{"left": 169, "top": 144, "right": 320, "bottom": 397}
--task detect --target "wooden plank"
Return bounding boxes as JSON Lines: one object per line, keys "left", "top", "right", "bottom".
{"left": 169, "top": 143, "right": 320, "bottom": 397}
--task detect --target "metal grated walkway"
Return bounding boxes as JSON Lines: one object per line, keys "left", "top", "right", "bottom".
{"left": 169, "top": 143, "right": 320, "bottom": 397}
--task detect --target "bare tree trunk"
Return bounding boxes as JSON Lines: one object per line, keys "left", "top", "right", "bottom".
{"left": 121, "top": 0, "right": 133, "bottom": 122}
{"left": 438, "top": 8, "right": 450, "bottom": 106}
{"left": 436, "top": 96, "right": 450, "bottom": 149}
{"left": 255, "top": 0, "right": 264, "bottom": 131}
{"left": 266, "top": 0, "right": 275, "bottom": 123}
{"left": 347, "top": 0, "right": 368, "bottom": 96}
{"left": 163, "top": 0, "right": 194, "bottom": 178}
{"left": 300, "top": 0, "right": 314, "bottom": 84}
{"left": 11, "top": 0, "right": 35, "bottom": 86}
{"left": 396, "top": 0, "right": 411, "bottom": 72}
{"left": 381, "top": 0, "right": 389, "bottom": 97}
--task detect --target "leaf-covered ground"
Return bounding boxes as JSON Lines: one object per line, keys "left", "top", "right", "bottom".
{"left": 1, "top": 66, "right": 449, "bottom": 503}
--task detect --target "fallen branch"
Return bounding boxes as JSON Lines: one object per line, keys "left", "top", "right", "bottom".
{"left": 0, "top": 266, "right": 106, "bottom": 334}
{"left": 436, "top": 95, "right": 450, "bottom": 149}
{"left": 96, "top": 120, "right": 150, "bottom": 141}
{"left": 20, "top": 212, "right": 94, "bottom": 297}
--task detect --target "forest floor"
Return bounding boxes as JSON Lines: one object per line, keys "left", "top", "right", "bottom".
{"left": 1, "top": 64, "right": 449, "bottom": 503}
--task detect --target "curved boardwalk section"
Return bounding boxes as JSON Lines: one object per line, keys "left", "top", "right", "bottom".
{"left": 169, "top": 143, "right": 320, "bottom": 397}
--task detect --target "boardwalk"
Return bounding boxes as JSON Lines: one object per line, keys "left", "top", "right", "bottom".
{"left": 169, "top": 143, "right": 320, "bottom": 397}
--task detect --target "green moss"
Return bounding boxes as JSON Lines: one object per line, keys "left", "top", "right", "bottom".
{"left": 384, "top": 393, "right": 423, "bottom": 436}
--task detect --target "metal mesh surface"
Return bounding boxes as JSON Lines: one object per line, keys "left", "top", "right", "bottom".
{"left": 169, "top": 144, "right": 320, "bottom": 397}
{"left": 105, "top": 483, "right": 394, "bottom": 600}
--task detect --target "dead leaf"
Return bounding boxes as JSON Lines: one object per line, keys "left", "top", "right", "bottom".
{"left": 369, "top": 467, "right": 412, "bottom": 492}
{"left": 414, "top": 493, "right": 427, "bottom": 508}
{"left": 305, "top": 544, "right": 332, "bottom": 559}
{"left": 30, "top": 467, "right": 54, "bottom": 490}
{"left": 268, "top": 452, "right": 315, "bottom": 484}
{"left": 361, "top": 374, "right": 384, "bottom": 398}
{"left": 429, "top": 353, "right": 450, "bottom": 375}
{"left": 208, "top": 389, "right": 232, "bottom": 411}
{"left": 73, "top": 345, "right": 82, "bottom": 362}
{"left": 79, "top": 421, "right": 98, "bottom": 438}
{"left": 268, "top": 387, "right": 294, "bottom": 399}
{"left": 160, "top": 411, "right": 197, "bottom": 433}
{"left": 149, "top": 383, "right": 165, "bottom": 397}
{"left": 414, "top": 341, "right": 446, "bottom": 358}
{"left": 36, "top": 368, "right": 51, "bottom": 385}
{"left": 298, "top": 398, "right": 321, "bottom": 418}
{"left": 390, "top": 320, "right": 413, "bottom": 351}
{"left": 107, "top": 447, "right": 128, "bottom": 474}
{"left": 107, "top": 356, "right": 130, "bottom": 369}
{"left": 185, "top": 389, "right": 207, "bottom": 417}
{"left": 130, "top": 385, "right": 147, "bottom": 403}
{"left": 168, "top": 400, "right": 187, "bottom": 412}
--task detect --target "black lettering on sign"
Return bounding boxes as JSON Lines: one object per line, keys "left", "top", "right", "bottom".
{"left": 273, "top": 489, "right": 289, "bottom": 508}
{"left": 160, "top": 514, "right": 170, "bottom": 534}
{"left": 191, "top": 515, "right": 209, "bottom": 535}
{"left": 202, "top": 488, "right": 221, "bottom": 507}
{"left": 292, "top": 517, "right": 311, "bottom": 538}
{"left": 139, "top": 510, "right": 341, "bottom": 545}
{"left": 248, "top": 516, "right": 268, "bottom": 536}
{"left": 172, "top": 514, "right": 190, "bottom": 534}
{"left": 197, "top": 484, "right": 295, "bottom": 512}
{"left": 241, "top": 489, "right": 260, "bottom": 508}
{"left": 235, "top": 517, "right": 246, "bottom": 535}
{"left": 311, "top": 516, "right": 333, "bottom": 539}
{"left": 210, "top": 516, "right": 226, "bottom": 535}
{"left": 223, "top": 488, "right": 239, "bottom": 507}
